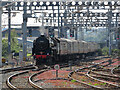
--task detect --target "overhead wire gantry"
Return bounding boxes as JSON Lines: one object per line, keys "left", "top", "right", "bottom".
{"left": 0, "top": 0, "right": 120, "bottom": 62}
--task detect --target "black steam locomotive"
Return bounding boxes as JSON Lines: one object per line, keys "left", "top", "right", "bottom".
{"left": 32, "top": 35, "right": 52, "bottom": 65}
{"left": 32, "top": 35, "right": 100, "bottom": 65}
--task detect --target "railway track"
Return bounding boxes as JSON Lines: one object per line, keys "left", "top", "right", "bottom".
{"left": 7, "top": 70, "right": 31, "bottom": 89}
{"left": 6, "top": 65, "right": 49, "bottom": 89}
{"left": 27, "top": 57, "right": 112, "bottom": 89}
{"left": 1, "top": 64, "right": 36, "bottom": 73}
{"left": 68, "top": 58, "right": 120, "bottom": 89}
{"left": 29, "top": 69, "right": 49, "bottom": 89}
{"left": 6, "top": 63, "right": 68, "bottom": 89}
{"left": 28, "top": 69, "right": 86, "bottom": 88}
{"left": 23, "top": 63, "right": 91, "bottom": 89}
{"left": 111, "top": 65, "right": 120, "bottom": 76}
{"left": 92, "top": 69, "right": 113, "bottom": 75}
{"left": 6, "top": 63, "right": 66, "bottom": 89}
{"left": 87, "top": 69, "right": 120, "bottom": 87}
{"left": 6, "top": 56, "right": 119, "bottom": 89}
{"left": 28, "top": 62, "right": 82, "bottom": 89}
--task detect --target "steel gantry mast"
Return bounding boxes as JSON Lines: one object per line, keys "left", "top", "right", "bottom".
{"left": 0, "top": 1, "right": 2, "bottom": 66}
{"left": 22, "top": 2, "right": 27, "bottom": 61}
{"left": 108, "top": 5, "right": 112, "bottom": 56}
{"left": 8, "top": 6, "right": 12, "bottom": 63}
{"left": 58, "top": 2, "right": 60, "bottom": 38}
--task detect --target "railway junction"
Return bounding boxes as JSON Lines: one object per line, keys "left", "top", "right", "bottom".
{"left": 0, "top": 0, "right": 120, "bottom": 89}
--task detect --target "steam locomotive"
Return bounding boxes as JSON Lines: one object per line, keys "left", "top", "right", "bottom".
{"left": 32, "top": 35, "right": 100, "bottom": 65}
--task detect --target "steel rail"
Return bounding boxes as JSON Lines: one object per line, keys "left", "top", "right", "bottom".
{"left": 68, "top": 57, "right": 117, "bottom": 89}
{"left": 28, "top": 69, "right": 49, "bottom": 89}
{"left": 87, "top": 70, "right": 120, "bottom": 88}
{"left": 6, "top": 65, "right": 49, "bottom": 89}
{"left": 91, "top": 69, "right": 120, "bottom": 79}
{"left": 7, "top": 70, "right": 29, "bottom": 90}
{"left": 68, "top": 70, "right": 102, "bottom": 89}
{"left": 1, "top": 64, "right": 36, "bottom": 73}
{"left": 111, "top": 65, "right": 120, "bottom": 77}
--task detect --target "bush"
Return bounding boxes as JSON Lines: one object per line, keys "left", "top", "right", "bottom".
{"left": 2, "top": 29, "right": 21, "bottom": 58}
{"left": 101, "top": 47, "right": 109, "bottom": 56}
{"left": 112, "top": 49, "right": 120, "bottom": 56}
{"left": 101, "top": 47, "right": 120, "bottom": 56}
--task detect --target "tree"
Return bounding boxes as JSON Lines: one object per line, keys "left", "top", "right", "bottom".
{"left": 2, "top": 29, "right": 21, "bottom": 57}
{"left": 2, "top": 39, "right": 8, "bottom": 57}
{"left": 84, "top": 30, "right": 108, "bottom": 43}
